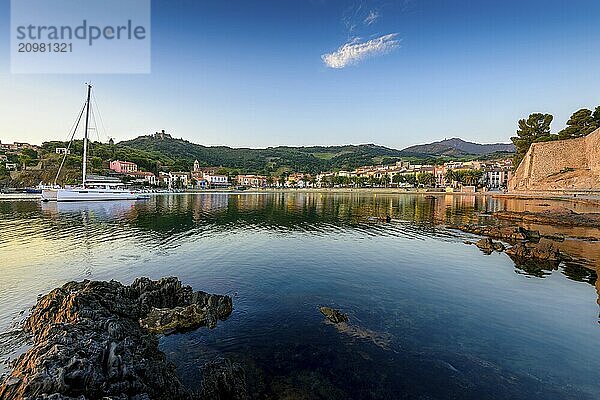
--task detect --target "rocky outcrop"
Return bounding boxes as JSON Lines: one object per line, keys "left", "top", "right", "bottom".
{"left": 505, "top": 242, "right": 567, "bottom": 263}
{"left": 457, "top": 223, "right": 578, "bottom": 267}
{"left": 494, "top": 210, "right": 600, "bottom": 228}
{"left": 457, "top": 225, "right": 540, "bottom": 243}
{"left": 475, "top": 238, "right": 505, "bottom": 254}
{"left": 319, "top": 307, "right": 348, "bottom": 324}
{"left": 0, "top": 277, "right": 246, "bottom": 400}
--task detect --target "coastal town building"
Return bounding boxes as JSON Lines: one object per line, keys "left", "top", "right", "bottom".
{"left": 485, "top": 168, "right": 511, "bottom": 189}
{"left": 159, "top": 172, "right": 174, "bottom": 188}
{"left": 55, "top": 147, "right": 70, "bottom": 155}
{"left": 0, "top": 141, "right": 38, "bottom": 152}
{"left": 236, "top": 174, "right": 267, "bottom": 188}
{"left": 127, "top": 171, "right": 158, "bottom": 186}
{"left": 110, "top": 160, "right": 138, "bottom": 174}
{"left": 203, "top": 173, "right": 228, "bottom": 188}
{"left": 286, "top": 173, "right": 312, "bottom": 188}
{"left": 171, "top": 172, "right": 190, "bottom": 187}
{"left": 313, "top": 158, "right": 513, "bottom": 190}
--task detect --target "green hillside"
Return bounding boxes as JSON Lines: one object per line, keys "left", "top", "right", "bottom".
{"left": 4, "top": 135, "right": 514, "bottom": 187}
{"left": 118, "top": 136, "right": 415, "bottom": 174}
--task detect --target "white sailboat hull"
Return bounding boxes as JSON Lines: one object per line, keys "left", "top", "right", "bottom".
{"left": 42, "top": 188, "right": 142, "bottom": 202}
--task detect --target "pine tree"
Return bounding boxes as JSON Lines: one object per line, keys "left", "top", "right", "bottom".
{"left": 558, "top": 108, "right": 598, "bottom": 140}
{"left": 510, "top": 113, "right": 554, "bottom": 168}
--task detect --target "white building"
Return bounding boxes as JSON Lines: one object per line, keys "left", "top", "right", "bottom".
{"left": 129, "top": 171, "right": 157, "bottom": 186}
{"left": 171, "top": 172, "right": 190, "bottom": 187}
{"left": 204, "top": 173, "right": 228, "bottom": 187}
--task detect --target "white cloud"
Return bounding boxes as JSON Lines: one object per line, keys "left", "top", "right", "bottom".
{"left": 321, "top": 34, "right": 400, "bottom": 69}
{"left": 364, "top": 10, "right": 379, "bottom": 25}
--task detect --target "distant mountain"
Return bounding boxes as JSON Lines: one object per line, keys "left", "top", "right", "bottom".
{"left": 400, "top": 138, "right": 515, "bottom": 157}
{"left": 118, "top": 134, "right": 514, "bottom": 174}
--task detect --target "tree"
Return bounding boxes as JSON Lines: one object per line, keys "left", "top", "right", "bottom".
{"left": 18, "top": 154, "right": 31, "bottom": 170}
{"left": 510, "top": 113, "right": 555, "bottom": 168}
{"left": 405, "top": 173, "right": 417, "bottom": 187}
{"left": 0, "top": 163, "right": 7, "bottom": 181}
{"left": 21, "top": 148, "right": 38, "bottom": 160}
{"left": 463, "top": 170, "right": 483, "bottom": 186}
{"left": 417, "top": 172, "right": 434, "bottom": 187}
{"left": 558, "top": 108, "right": 599, "bottom": 140}
{"left": 593, "top": 106, "right": 600, "bottom": 126}
{"left": 444, "top": 169, "right": 455, "bottom": 185}
{"left": 392, "top": 173, "right": 405, "bottom": 185}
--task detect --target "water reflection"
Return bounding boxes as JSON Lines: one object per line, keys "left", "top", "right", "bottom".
{"left": 1, "top": 193, "right": 600, "bottom": 398}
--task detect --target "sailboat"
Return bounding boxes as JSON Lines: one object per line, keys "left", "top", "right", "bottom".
{"left": 42, "top": 85, "right": 147, "bottom": 202}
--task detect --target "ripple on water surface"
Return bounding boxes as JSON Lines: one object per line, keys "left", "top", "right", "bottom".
{"left": 0, "top": 193, "right": 599, "bottom": 399}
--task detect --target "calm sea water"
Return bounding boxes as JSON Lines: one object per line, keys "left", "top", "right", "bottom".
{"left": 1, "top": 193, "right": 599, "bottom": 399}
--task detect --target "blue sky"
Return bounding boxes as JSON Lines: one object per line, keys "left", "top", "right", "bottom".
{"left": 1, "top": 0, "right": 599, "bottom": 148}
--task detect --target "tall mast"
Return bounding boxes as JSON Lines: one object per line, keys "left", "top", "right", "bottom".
{"left": 82, "top": 84, "right": 92, "bottom": 187}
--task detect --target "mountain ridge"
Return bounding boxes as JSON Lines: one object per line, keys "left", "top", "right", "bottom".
{"left": 401, "top": 137, "right": 515, "bottom": 156}
{"left": 117, "top": 134, "right": 514, "bottom": 174}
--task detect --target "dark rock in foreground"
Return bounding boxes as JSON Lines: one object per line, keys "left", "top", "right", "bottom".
{"left": 0, "top": 277, "right": 246, "bottom": 400}
{"left": 319, "top": 307, "right": 349, "bottom": 324}
{"left": 200, "top": 357, "right": 248, "bottom": 400}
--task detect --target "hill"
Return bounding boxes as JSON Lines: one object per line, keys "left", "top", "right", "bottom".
{"left": 1, "top": 135, "right": 516, "bottom": 186}
{"left": 117, "top": 134, "right": 514, "bottom": 174}
{"left": 401, "top": 138, "right": 515, "bottom": 157}
{"left": 118, "top": 135, "right": 410, "bottom": 174}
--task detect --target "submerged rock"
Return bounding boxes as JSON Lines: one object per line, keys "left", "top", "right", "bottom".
{"left": 475, "top": 238, "right": 505, "bottom": 254}
{"left": 494, "top": 210, "right": 600, "bottom": 228}
{"left": 200, "top": 357, "right": 248, "bottom": 400}
{"left": 319, "top": 307, "right": 349, "bottom": 324}
{"left": 456, "top": 225, "right": 529, "bottom": 242}
{"left": 541, "top": 233, "right": 565, "bottom": 242}
{"left": 456, "top": 224, "right": 543, "bottom": 243}
{"left": 505, "top": 242, "right": 566, "bottom": 263}
{"left": 0, "top": 277, "right": 242, "bottom": 400}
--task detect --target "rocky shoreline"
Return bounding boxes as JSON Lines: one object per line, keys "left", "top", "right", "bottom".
{"left": 494, "top": 210, "right": 600, "bottom": 228}
{"left": 0, "top": 277, "right": 248, "bottom": 400}
{"left": 458, "top": 224, "right": 570, "bottom": 264}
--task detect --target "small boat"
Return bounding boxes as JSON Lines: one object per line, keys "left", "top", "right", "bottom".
{"left": 42, "top": 85, "right": 147, "bottom": 202}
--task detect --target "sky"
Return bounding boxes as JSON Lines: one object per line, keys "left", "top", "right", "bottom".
{"left": 1, "top": 0, "right": 600, "bottom": 149}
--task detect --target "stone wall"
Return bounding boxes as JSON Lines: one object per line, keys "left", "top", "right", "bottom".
{"left": 509, "top": 127, "right": 600, "bottom": 192}
{"left": 586, "top": 126, "right": 600, "bottom": 173}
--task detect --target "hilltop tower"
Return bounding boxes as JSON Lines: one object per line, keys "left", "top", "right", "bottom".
{"left": 154, "top": 129, "right": 172, "bottom": 140}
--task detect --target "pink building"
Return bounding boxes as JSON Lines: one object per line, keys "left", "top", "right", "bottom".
{"left": 109, "top": 160, "right": 138, "bottom": 173}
